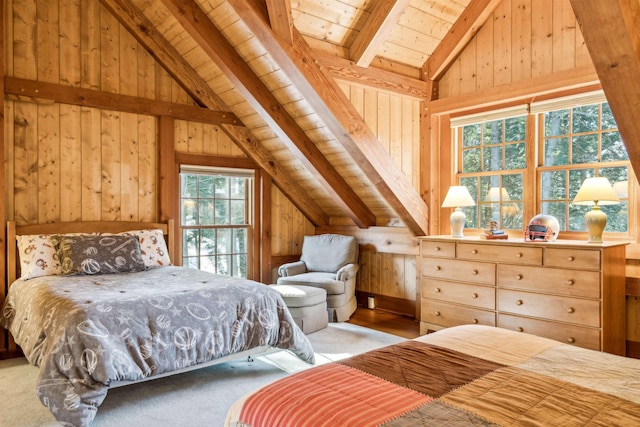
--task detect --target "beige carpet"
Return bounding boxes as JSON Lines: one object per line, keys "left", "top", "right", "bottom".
{"left": 0, "top": 322, "right": 405, "bottom": 427}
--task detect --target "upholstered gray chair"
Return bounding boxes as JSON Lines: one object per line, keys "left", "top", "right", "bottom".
{"left": 277, "top": 234, "right": 359, "bottom": 322}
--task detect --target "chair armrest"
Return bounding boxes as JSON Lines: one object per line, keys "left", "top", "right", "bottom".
{"left": 336, "top": 263, "right": 359, "bottom": 281}
{"left": 278, "top": 260, "right": 307, "bottom": 277}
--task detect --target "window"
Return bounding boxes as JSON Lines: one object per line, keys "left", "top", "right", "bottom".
{"left": 452, "top": 92, "right": 631, "bottom": 237}
{"left": 539, "top": 102, "right": 629, "bottom": 232}
{"left": 180, "top": 166, "right": 254, "bottom": 278}
{"left": 456, "top": 115, "right": 527, "bottom": 231}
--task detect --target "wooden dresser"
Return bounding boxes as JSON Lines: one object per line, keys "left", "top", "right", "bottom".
{"left": 418, "top": 236, "right": 628, "bottom": 355}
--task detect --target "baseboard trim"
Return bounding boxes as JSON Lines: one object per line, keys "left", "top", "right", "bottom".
{"left": 355, "top": 291, "right": 415, "bottom": 318}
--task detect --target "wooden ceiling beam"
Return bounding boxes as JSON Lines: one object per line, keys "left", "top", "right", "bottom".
{"left": 231, "top": 0, "right": 430, "bottom": 236}
{"left": 569, "top": 0, "right": 640, "bottom": 183}
{"left": 349, "top": 0, "right": 411, "bottom": 68}
{"left": 100, "top": 0, "right": 329, "bottom": 227}
{"left": 423, "top": 0, "right": 502, "bottom": 83}
{"left": 265, "top": 0, "right": 293, "bottom": 45}
{"left": 312, "top": 49, "right": 431, "bottom": 100}
{"left": 160, "top": 0, "right": 376, "bottom": 229}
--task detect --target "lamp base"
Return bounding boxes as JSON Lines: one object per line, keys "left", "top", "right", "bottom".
{"left": 584, "top": 205, "right": 607, "bottom": 243}
{"left": 450, "top": 208, "right": 466, "bottom": 238}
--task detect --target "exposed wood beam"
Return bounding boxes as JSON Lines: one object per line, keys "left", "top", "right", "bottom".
{"left": 569, "top": 0, "right": 640, "bottom": 184}
{"left": 429, "top": 64, "right": 600, "bottom": 115}
{"left": 349, "top": 0, "right": 411, "bottom": 68}
{"left": 230, "top": 0, "right": 430, "bottom": 236}
{"left": 100, "top": 0, "right": 328, "bottom": 227}
{"left": 424, "top": 0, "right": 502, "bottom": 82}
{"left": 265, "top": 0, "right": 293, "bottom": 45}
{"left": 4, "top": 76, "right": 241, "bottom": 126}
{"left": 160, "top": 0, "right": 376, "bottom": 229}
{"left": 313, "top": 49, "right": 431, "bottom": 100}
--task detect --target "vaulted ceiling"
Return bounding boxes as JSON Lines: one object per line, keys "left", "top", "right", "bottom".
{"left": 99, "top": 0, "right": 640, "bottom": 237}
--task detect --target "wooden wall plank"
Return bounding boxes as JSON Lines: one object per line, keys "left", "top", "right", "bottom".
{"left": 512, "top": 0, "right": 532, "bottom": 82}
{"left": 120, "top": 112, "right": 139, "bottom": 221}
{"left": 531, "top": 0, "right": 553, "bottom": 77}
{"left": 101, "top": 110, "right": 121, "bottom": 220}
{"left": 80, "top": 107, "right": 101, "bottom": 220}
{"left": 13, "top": 102, "right": 38, "bottom": 224}
{"left": 60, "top": 0, "right": 81, "bottom": 87}
{"left": 37, "top": 103, "right": 60, "bottom": 223}
{"left": 138, "top": 115, "right": 156, "bottom": 222}
{"left": 59, "top": 104, "right": 82, "bottom": 222}
{"left": 36, "top": 0, "right": 59, "bottom": 84}
{"left": 13, "top": 0, "right": 37, "bottom": 80}
{"left": 81, "top": 0, "right": 100, "bottom": 90}
{"left": 100, "top": 5, "right": 119, "bottom": 93}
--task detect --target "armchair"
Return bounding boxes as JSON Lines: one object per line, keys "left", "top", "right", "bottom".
{"left": 277, "top": 234, "right": 359, "bottom": 322}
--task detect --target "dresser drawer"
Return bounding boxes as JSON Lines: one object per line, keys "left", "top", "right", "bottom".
{"left": 498, "top": 313, "right": 600, "bottom": 351}
{"left": 497, "top": 289, "right": 600, "bottom": 327}
{"left": 544, "top": 248, "right": 601, "bottom": 270}
{"left": 421, "top": 257, "right": 495, "bottom": 285}
{"left": 421, "top": 300, "right": 495, "bottom": 328}
{"left": 497, "top": 264, "right": 601, "bottom": 298}
{"left": 420, "top": 240, "right": 456, "bottom": 258}
{"left": 457, "top": 243, "right": 543, "bottom": 265}
{"left": 422, "top": 278, "right": 495, "bottom": 310}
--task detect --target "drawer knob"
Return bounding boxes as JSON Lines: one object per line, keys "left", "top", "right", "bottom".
{"left": 434, "top": 311, "right": 441, "bottom": 316}
{"left": 434, "top": 288, "right": 441, "bottom": 293}
{"left": 516, "top": 299, "right": 523, "bottom": 305}
{"left": 472, "top": 318, "right": 478, "bottom": 324}
{"left": 515, "top": 274, "right": 523, "bottom": 280}
{"left": 435, "top": 266, "right": 441, "bottom": 271}
{"left": 472, "top": 293, "right": 478, "bottom": 299}
{"left": 435, "top": 246, "right": 441, "bottom": 251}
{"left": 567, "top": 307, "right": 575, "bottom": 313}
{"left": 516, "top": 253, "right": 523, "bottom": 258}
{"left": 471, "top": 249, "right": 478, "bottom": 254}
{"left": 517, "top": 327, "right": 524, "bottom": 332}
{"left": 567, "top": 256, "right": 575, "bottom": 261}
{"left": 566, "top": 280, "right": 575, "bottom": 286}
{"left": 472, "top": 269, "right": 478, "bottom": 275}
{"left": 567, "top": 337, "right": 575, "bottom": 344}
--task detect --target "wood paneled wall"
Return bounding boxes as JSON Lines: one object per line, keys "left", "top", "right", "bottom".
{"left": 439, "top": 0, "right": 592, "bottom": 98}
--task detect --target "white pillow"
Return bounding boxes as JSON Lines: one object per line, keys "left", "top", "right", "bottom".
{"left": 16, "top": 234, "right": 63, "bottom": 279}
{"left": 116, "top": 229, "right": 172, "bottom": 268}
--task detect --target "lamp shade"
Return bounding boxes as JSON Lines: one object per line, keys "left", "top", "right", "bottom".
{"left": 442, "top": 186, "right": 475, "bottom": 208}
{"left": 573, "top": 177, "right": 620, "bottom": 206}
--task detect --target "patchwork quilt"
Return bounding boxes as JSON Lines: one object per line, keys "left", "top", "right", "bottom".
{"left": 227, "top": 324, "right": 640, "bottom": 426}
{"left": 1, "top": 266, "right": 315, "bottom": 426}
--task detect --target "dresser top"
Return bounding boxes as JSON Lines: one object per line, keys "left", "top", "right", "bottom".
{"left": 420, "top": 235, "right": 629, "bottom": 249}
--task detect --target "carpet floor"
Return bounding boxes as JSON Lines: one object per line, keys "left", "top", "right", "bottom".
{"left": 0, "top": 322, "right": 405, "bottom": 427}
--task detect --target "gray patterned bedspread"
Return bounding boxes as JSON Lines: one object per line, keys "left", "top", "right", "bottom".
{"left": 1, "top": 266, "right": 315, "bottom": 426}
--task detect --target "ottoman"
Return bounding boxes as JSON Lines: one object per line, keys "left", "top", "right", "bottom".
{"left": 270, "top": 284, "right": 328, "bottom": 334}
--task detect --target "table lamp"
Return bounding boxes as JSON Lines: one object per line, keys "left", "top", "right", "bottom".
{"left": 572, "top": 177, "right": 620, "bottom": 243}
{"left": 442, "top": 186, "right": 475, "bottom": 238}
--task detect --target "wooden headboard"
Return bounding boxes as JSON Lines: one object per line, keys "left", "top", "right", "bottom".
{"left": 7, "top": 219, "right": 175, "bottom": 286}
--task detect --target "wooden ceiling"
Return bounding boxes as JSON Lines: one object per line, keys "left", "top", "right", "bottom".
{"left": 99, "top": 0, "right": 640, "bottom": 236}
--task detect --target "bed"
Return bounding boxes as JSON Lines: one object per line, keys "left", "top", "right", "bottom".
{"left": 0, "top": 220, "right": 315, "bottom": 427}
{"left": 226, "top": 324, "right": 640, "bottom": 426}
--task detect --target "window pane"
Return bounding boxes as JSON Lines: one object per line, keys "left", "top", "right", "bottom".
{"left": 540, "top": 171, "right": 566, "bottom": 200}
{"left": 541, "top": 201, "right": 567, "bottom": 230}
{"left": 217, "top": 255, "right": 231, "bottom": 276}
{"left": 201, "top": 256, "right": 216, "bottom": 274}
{"left": 572, "top": 134, "right": 598, "bottom": 164}
{"left": 502, "top": 202, "right": 523, "bottom": 230}
{"left": 544, "top": 137, "right": 569, "bottom": 166}
{"left": 569, "top": 169, "right": 595, "bottom": 200}
{"left": 215, "top": 200, "right": 229, "bottom": 225}
{"left": 483, "top": 121, "right": 502, "bottom": 145}
{"left": 182, "top": 199, "right": 197, "bottom": 225}
{"left": 200, "top": 229, "right": 216, "bottom": 256}
{"left": 198, "top": 176, "right": 214, "bottom": 198}
{"left": 231, "top": 177, "right": 246, "bottom": 198}
{"left": 483, "top": 146, "right": 503, "bottom": 171}
{"left": 183, "top": 229, "right": 199, "bottom": 257}
{"left": 545, "top": 110, "right": 569, "bottom": 137}
{"left": 233, "top": 228, "right": 247, "bottom": 253}
{"left": 233, "top": 254, "right": 247, "bottom": 278}
{"left": 505, "top": 143, "right": 526, "bottom": 169}
{"left": 462, "top": 205, "right": 478, "bottom": 229}
{"left": 183, "top": 257, "right": 199, "bottom": 269}
{"left": 502, "top": 174, "right": 523, "bottom": 200}
{"left": 572, "top": 105, "right": 599, "bottom": 133}
{"left": 198, "top": 200, "right": 214, "bottom": 225}
{"left": 601, "top": 131, "right": 628, "bottom": 161}
{"left": 460, "top": 177, "right": 478, "bottom": 202}
{"left": 604, "top": 202, "right": 628, "bottom": 232}
{"left": 215, "top": 177, "right": 229, "bottom": 197}
{"left": 601, "top": 103, "right": 617, "bottom": 130}
{"left": 230, "top": 200, "right": 246, "bottom": 224}
{"left": 462, "top": 124, "right": 481, "bottom": 147}
{"left": 181, "top": 175, "right": 198, "bottom": 197}
{"left": 480, "top": 203, "right": 500, "bottom": 229}
{"left": 569, "top": 204, "right": 590, "bottom": 231}
{"left": 462, "top": 148, "right": 481, "bottom": 173}
{"left": 505, "top": 116, "right": 526, "bottom": 142}
{"left": 216, "top": 228, "right": 231, "bottom": 255}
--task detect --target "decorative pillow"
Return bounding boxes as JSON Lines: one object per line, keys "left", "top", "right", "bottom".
{"left": 16, "top": 234, "right": 63, "bottom": 279}
{"left": 116, "top": 229, "right": 172, "bottom": 268}
{"left": 52, "top": 235, "right": 146, "bottom": 275}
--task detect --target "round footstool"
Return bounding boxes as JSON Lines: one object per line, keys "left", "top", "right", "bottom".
{"left": 270, "top": 285, "right": 328, "bottom": 334}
